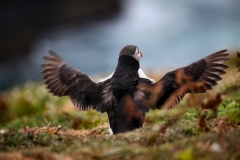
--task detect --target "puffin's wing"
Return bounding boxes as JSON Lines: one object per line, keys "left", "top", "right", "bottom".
{"left": 155, "top": 49, "right": 229, "bottom": 109}
{"left": 133, "top": 78, "right": 154, "bottom": 112}
{"left": 41, "top": 49, "right": 107, "bottom": 111}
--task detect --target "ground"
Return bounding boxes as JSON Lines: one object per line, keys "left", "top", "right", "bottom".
{"left": 0, "top": 53, "right": 240, "bottom": 160}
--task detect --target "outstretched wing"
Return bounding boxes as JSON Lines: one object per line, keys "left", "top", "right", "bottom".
{"left": 155, "top": 49, "right": 229, "bottom": 109}
{"left": 41, "top": 49, "right": 111, "bottom": 112}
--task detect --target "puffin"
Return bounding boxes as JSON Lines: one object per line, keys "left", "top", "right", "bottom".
{"left": 41, "top": 45, "right": 229, "bottom": 134}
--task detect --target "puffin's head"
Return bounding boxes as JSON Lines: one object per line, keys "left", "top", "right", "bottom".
{"left": 119, "top": 45, "right": 143, "bottom": 62}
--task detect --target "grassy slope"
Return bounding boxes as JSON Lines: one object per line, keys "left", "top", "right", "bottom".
{"left": 0, "top": 54, "right": 240, "bottom": 160}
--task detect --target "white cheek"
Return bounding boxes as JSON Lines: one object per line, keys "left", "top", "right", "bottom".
{"left": 132, "top": 54, "right": 141, "bottom": 62}
{"left": 137, "top": 53, "right": 142, "bottom": 59}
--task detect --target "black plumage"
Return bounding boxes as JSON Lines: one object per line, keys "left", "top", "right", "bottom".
{"left": 41, "top": 46, "right": 229, "bottom": 134}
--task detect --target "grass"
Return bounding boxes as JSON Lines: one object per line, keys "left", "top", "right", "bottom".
{"left": 0, "top": 52, "right": 240, "bottom": 160}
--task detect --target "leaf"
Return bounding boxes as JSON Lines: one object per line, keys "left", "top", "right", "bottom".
{"left": 177, "top": 147, "right": 194, "bottom": 160}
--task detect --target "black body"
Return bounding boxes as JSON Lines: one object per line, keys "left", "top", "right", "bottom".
{"left": 111, "top": 55, "right": 139, "bottom": 97}
{"left": 108, "top": 55, "right": 148, "bottom": 133}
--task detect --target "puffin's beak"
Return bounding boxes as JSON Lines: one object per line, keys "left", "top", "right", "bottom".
{"left": 139, "top": 51, "right": 143, "bottom": 58}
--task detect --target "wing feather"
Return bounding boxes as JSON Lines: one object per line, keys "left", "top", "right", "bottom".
{"left": 41, "top": 49, "right": 111, "bottom": 111}
{"left": 155, "top": 49, "right": 229, "bottom": 109}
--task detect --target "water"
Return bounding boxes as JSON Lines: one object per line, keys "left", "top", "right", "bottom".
{"left": 2, "top": 0, "right": 240, "bottom": 89}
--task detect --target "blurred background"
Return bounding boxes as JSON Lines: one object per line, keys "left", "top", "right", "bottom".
{"left": 0, "top": 0, "right": 240, "bottom": 90}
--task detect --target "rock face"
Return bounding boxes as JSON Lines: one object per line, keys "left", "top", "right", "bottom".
{"left": 0, "top": 0, "right": 121, "bottom": 62}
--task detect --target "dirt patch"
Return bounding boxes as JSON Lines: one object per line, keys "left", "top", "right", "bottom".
{"left": 22, "top": 122, "right": 110, "bottom": 137}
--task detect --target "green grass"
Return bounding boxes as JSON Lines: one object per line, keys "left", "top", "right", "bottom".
{"left": 0, "top": 82, "right": 108, "bottom": 130}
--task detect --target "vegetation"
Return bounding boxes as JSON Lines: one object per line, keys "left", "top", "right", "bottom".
{"left": 0, "top": 52, "right": 239, "bottom": 160}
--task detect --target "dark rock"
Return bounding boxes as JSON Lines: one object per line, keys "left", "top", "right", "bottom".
{"left": 0, "top": 0, "right": 122, "bottom": 62}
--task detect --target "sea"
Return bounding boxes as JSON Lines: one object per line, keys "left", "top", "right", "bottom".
{"left": 1, "top": 0, "right": 240, "bottom": 89}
